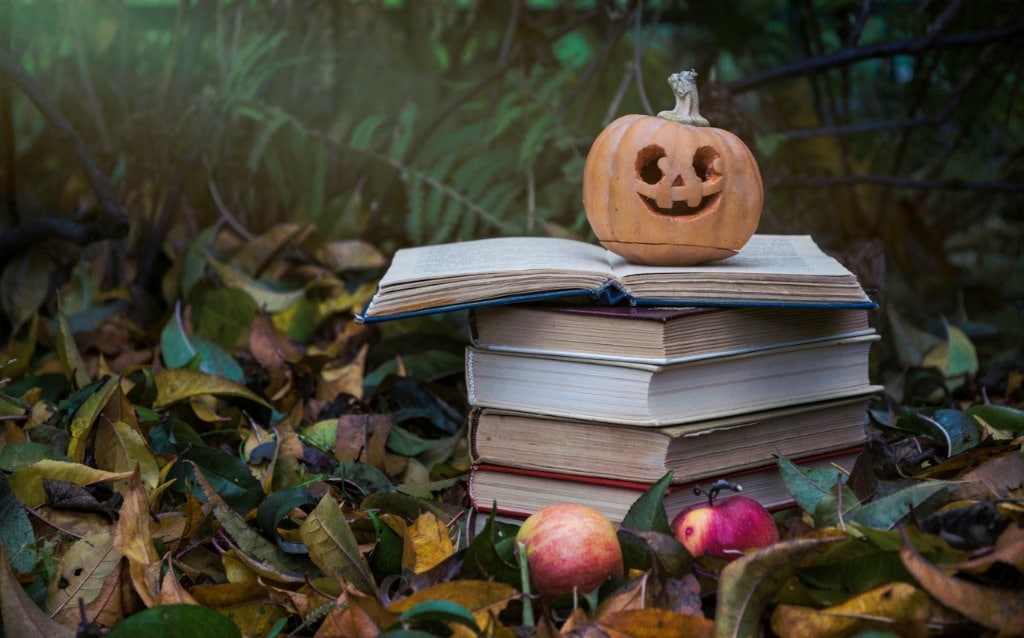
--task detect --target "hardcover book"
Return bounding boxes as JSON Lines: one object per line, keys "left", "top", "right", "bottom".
{"left": 468, "top": 393, "right": 877, "bottom": 484}
{"left": 469, "top": 304, "right": 872, "bottom": 364}
{"left": 356, "top": 234, "right": 875, "bottom": 322}
{"left": 465, "top": 334, "right": 878, "bottom": 426}
{"left": 467, "top": 447, "right": 864, "bottom": 524}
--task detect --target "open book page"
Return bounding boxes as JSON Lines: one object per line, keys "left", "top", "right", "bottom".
{"left": 362, "top": 237, "right": 613, "bottom": 318}
{"left": 610, "top": 235, "right": 870, "bottom": 304}
{"left": 610, "top": 235, "right": 852, "bottom": 278}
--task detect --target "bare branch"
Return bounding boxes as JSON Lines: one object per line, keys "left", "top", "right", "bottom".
{"left": 776, "top": 175, "right": 1024, "bottom": 192}
{"left": 727, "top": 21, "right": 1024, "bottom": 94}
{"left": 0, "top": 45, "right": 128, "bottom": 232}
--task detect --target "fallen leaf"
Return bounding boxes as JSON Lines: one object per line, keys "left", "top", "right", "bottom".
{"left": 715, "top": 536, "right": 846, "bottom": 638}
{"left": 770, "top": 582, "right": 932, "bottom": 637}
{"left": 46, "top": 530, "right": 127, "bottom": 628}
{"left": 9, "top": 460, "right": 133, "bottom": 508}
{"left": 403, "top": 511, "right": 455, "bottom": 575}
{"left": 299, "top": 493, "right": 376, "bottom": 594}
{"left": 900, "top": 530, "right": 1024, "bottom": 635}
{"left": 387, "top": 580, "right": 517, "bottom": 635}
{"left": 68, "top": 376, "right": 118, "bottom": 462}
{"left": 153, "top": 368, "right": 270, "bottom": 409}
{"left": 0, "top": 543, "right": 75, "bottom": 638}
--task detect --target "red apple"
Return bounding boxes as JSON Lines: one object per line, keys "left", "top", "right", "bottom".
{"left": 515, "top": 503, "right": 624, "bottom": 598}
{"left": 671, "top": 495, "right": 780, "bottom": 559}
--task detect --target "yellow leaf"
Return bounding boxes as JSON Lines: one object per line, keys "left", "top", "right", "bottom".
{"left": 55, "top": 304, "right": 90, "bottom": 389}
{"left": 153, "top": 368, "right": 269, "bottom": 409}
{"left": 46, "top": 531, "right": 125, "bottom": 626}
{"left": 573, "top": 608, "right": 714, "bottom": 638}
{"left": 771, "top": 582, "right": 931, "bottom": 638}
{"left": 206, "top": 257, "right": 306, "bottom": 313}
{"left": 68, "top": 376, "right": 119, "bottom": 462}
{"left": 402, "top": 512, "right": 455, "bottom": 575}
{"left": 189, "top": 581, "right": 289, "bottom": 636}
{"left": 94, "top": 420, "right": 161, "bottom": 492}
{"left": 388, "top": 580, "right": 517, "bottom": 635}
{"left": 9, "top": 460, "right": 133, "bottom": 508}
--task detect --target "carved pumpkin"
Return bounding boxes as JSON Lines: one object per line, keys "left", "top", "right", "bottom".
{"left": 583, "top": 70, "right": 763, "bottom": 266}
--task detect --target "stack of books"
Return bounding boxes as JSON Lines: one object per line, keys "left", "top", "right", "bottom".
{"left": 357, "top": 234, "right": 880, "bottom": 524}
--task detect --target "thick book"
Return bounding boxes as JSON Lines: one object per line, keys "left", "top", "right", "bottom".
{"left": 468, "top": 393, "right": 876, "bottom": 484}
{"left": 465, "top": 334, "right": 878, "bottom": 426}
{"left": 356, "top": 234, "right": 875, "bottom": 322}
{"left": 467, "top": 447, "right": 864, "bottom": 524}
{"left": 469, "top": 304, "right": 872, "bottom": 364}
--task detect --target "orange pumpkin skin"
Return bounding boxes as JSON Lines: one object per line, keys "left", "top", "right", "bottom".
{"left": 583, "top": 113, "right": 763, "bottom": 266}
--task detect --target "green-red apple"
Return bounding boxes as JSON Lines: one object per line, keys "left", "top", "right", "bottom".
{"left": 515, "top": 503, "right": 624, "bottom": 598}
{"left": 671, "top": 495, "right": 780, "bottom": 559}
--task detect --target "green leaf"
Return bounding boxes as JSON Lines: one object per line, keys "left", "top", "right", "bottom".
{"left": 256, "top": 488, "right": 319, "bottom": 554}
{"left": 618, "top": 471, "right": 675, "bottom": 573}
{"left": 0, "top": 474, "right": 37, "bottom": 574}
{"left": 159, "top": 306, "right": 245, "bottom": 383}
{"left": 169, "top": 446, "right": 265, "bottom": 513}
{"left": 0, "top": 442, "right": 64, "bottom": 472}
{"left": 185, "top": 460, "right": 313, "bottom": 582}
{"left": 181, "top": 225, "right": 218, "bottom": 299}
{"left": 968, "top": 404, "right": 1024, "bottom": 435}
{"left": 299, "top": 493, "right": 376, "bottom": 594}
{"left": 459, "top": 509, "right": 521, "bottom": 584}
{"left": 844, "top": 481, "right": 951, "bottom": 529}
{"left": 105, "top": 605, "right": 241, "bottom": 638}
{"left": 391, "top": 600, "right": 480, "bottom": 632}
{"left": 716, "top": 537, "right": 845, "bottom": 638}
{"left": 367, "top": 511, "right": 405, "bottom": 578}
{"left": 778, "top": 452, "right": 859, "bottom": 522}
{"left": 192, "top": 287, "right": 258, "bottom": 348}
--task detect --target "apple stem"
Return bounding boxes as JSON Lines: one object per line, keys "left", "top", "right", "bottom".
{"left": 695, "top": 479, "right": 744, "bottom": 506}
{"left": 517, "top": 541, "right": 535, "bottom": 628}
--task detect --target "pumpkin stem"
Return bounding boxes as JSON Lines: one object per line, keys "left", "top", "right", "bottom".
{"left": 658, "top": 69, "right": 710, "bottom": 127}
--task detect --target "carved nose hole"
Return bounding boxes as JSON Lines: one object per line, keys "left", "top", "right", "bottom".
{"left": 636, "top": 145, "right": 666, "bottom": 184}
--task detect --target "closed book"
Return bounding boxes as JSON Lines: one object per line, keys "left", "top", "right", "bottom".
{"left": 467, "top": 447, "right": 864, "bottom": 524}
{"left": 465, "top": 334, "right": 878, "bottom": 426}
{"left": 469, "top": 304, "right": 872, "bottom": 364}
{"left": 468, "top": 393, "right": 876, "bottom": 484}
{"left": 357, "top": 234, "right": 875, "bottom": 322}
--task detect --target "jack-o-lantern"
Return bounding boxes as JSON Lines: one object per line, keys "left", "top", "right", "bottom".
{"left": 583, "top": 70, "right": 763, "bottom": 266}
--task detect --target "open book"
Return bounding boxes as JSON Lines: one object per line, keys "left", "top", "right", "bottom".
{"left": 357, "top": 235, "right": 874, "bottom": 322}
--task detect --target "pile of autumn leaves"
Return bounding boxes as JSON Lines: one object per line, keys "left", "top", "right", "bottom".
{"left": 0, "top": 223, "right": 1022, "bottom": 637}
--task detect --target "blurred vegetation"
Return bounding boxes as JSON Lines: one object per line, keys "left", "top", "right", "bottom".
{"left": 0, "top": 0, "right": 1022, "bottom": 382}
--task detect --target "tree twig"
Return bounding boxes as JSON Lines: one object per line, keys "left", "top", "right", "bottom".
{"left": 726, "top": 21, "right": 1024, "bottom": 94}
{"left": 775, "top": 175, "right": 1024, "bottom": 192}
{"left": 0, "top": 44, "right": 128, "bottom": 235}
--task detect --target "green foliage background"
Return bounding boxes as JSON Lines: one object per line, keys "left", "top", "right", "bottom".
{"left": 1, "top": 0, "right": 1022, "bottom": 371}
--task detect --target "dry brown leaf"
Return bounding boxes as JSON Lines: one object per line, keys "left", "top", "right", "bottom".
{"left": 113, "top": 469, "right": 160, "bottom": 608}
{"left": 46, "top": 531, "right": 128, "bottom": 629}
{"left": 335, "top": 413, "right": 392, "bottom": 465}
{"left": 901, "top": 532, "right": 1024, "bottom": 636}
{"left": 0, "top": 543, "right": 75, "bottom": 638}
{"left": 317, "top": 343, "right": 368, "bottom": 402}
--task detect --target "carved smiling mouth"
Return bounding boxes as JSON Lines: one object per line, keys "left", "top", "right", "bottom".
{"left": 634, "top": 144, "right": 723, "bottom": 217}
{"left": 639, "top": 190, "right": 721, "bottom": 216}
